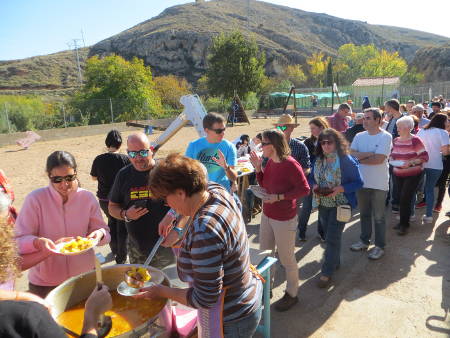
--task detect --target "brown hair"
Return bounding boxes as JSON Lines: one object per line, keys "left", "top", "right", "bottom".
{"left": 316, "top": 128, "right": 350, "bottom": 158}
{"left": 262, "top": 129, "right": 291, "bottom": 161}
{"left": 424, "top": 113, "right": 448, "bottom": 130}
{"left": 203, "top": 113, "right": 225, "bottom": 129}
{"left": 309, "top": 117, "right": 329, "bottom": 140}
{"left": 149, "top": 154, "right": 208, "bottom": 199}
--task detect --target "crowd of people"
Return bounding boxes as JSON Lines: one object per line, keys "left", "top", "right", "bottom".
{"left": 0, "top": 95, "right": 449, "bottom": 337}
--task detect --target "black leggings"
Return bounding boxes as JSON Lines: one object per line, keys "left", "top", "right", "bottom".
{"left": 395, "top": 173, "right": 423, "bottom": 228}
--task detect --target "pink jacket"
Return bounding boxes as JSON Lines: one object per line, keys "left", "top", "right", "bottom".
{"left": 15, "top": 185, "right": 110, "bottom": 286}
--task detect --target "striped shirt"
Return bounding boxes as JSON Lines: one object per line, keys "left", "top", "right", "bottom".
{"left": 390, "top": 135, "right": 429, "bottom": 177}
{"left": 177, "top": 183, "right": 261, "bottom": 323}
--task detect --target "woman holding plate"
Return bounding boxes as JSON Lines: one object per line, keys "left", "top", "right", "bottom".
{"left": 390, "top": 116, "right": 428, "bottom": 235}
{"left": 15, "top": 151, "right": 110, "bottom": 298}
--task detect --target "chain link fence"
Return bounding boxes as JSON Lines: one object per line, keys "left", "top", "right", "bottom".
{"left": 258, "top": 81, "right": 450, "bottom": 112}
{"left": 0, "top": 98, "right": 182, "bottom": 134}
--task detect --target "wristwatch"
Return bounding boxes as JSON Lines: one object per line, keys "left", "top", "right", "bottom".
{"left": 122, "top": 209, "right": 131, "bottom": 222}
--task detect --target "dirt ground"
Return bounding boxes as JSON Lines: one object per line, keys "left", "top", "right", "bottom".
{"left": 2, "top": 116, "right": 450, "bottom": 337}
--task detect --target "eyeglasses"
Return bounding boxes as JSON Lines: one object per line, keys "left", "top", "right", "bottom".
{"left": 277, "top": 125, "right": 288, "bottom": 131}
{"left": 320, "top": 140, "right": 335, "bottom": 146}
{"left": 261, "top": 142, "right": 271, "bottom": 147}
{"left": 127, "top": 149, "right": 150, "bottom": 158}
{"left": 211, "top": 128, "right": 226, "bottom": 134}
{"left": 49, "top": 174, "right": 77, "bottom": 183}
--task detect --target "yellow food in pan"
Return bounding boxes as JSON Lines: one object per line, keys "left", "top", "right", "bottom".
{"left": 127, "top": 267, "right": 151, "bottom": 282}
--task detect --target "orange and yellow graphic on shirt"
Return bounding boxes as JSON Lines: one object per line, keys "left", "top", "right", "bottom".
{"left": 130, "top": 186, "right": 153, "bottom": 200}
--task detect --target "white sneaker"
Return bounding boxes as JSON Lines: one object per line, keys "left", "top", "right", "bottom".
{"left": 395, "top": 215, "right": 400, "bottom": 221}
{"left": 350, "top": 241, "right": 369, "bottom": 251}
{"left": 423, "top": 216, "right": 433, "bottom": 224}
{"left": 368, "top": 246, "right": 384, "bottom": 260}
{"left": 410, "top": 215, "right": 416, "bottom": 222}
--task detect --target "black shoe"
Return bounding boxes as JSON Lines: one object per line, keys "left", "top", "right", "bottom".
{"left": 298, "top": 235, "right": 306, "bottom": 242}
{"left": 397, "top": 227, "right": 408, "bottom": 236}
{"left": 393, "top": 223, "right": 401, "bottom": 230}
{"left": 317, "top": 275, "right": 332, "bottom": 288}
{"left": 274, "top": 292, "right": 298, "bottom": 312}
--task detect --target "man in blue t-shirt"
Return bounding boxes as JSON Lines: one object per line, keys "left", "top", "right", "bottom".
{"left": 186, "top": 113, "right": 238, "bottom": 191}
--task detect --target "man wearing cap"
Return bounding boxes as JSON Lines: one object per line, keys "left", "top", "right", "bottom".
{"left": 409, "top": 104, "right": 430, "bottom": 128}
{"left": 326, "top": 103, "right": 352, "bottom": 133}
{"left": 345, "top": 113, "right": 365, "bottom": 143}
{"left": 274, "top": 114, "right": 310, "bottom": 173}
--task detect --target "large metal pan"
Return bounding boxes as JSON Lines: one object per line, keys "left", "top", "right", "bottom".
{"left": 46, "top": 264, "right": 173, "bottom": 338}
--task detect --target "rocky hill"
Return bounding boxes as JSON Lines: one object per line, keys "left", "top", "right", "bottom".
{"left": 89, "top": 0, "right": 449, "bottom": 82}
{"left": 411, "top": 43, "right": 450, "bottom": 82}
{"left": 1, "top": 0, "right": 449, "bottom": 90}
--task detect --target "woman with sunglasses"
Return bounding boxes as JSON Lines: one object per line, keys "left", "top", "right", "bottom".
{"left": 15, "top": 151, "right": 110, "bottom": 298}
{"left": 249, "top": 129, "right": 310, "bottom": 312}
{"left": 298, "top": 117, "right": 329, "bottom": 241}
{"left": 313, "top": 129, "right": 363, "bottom": 288}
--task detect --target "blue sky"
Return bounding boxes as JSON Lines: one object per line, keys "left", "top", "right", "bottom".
{"left": 1, "top": 0, "right": 449, "bottom": 60}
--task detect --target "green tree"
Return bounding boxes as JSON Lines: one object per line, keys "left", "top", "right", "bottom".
{"left": 363, "top": 49, "right": 407, "bottom": 77}
{"left": 207, "top": 31, "right": 266, "bottom": 100}
{"left": 401, "top": 66, "right": 425, "bottom": 85}
{"left": 307, "top": 52, "right": 327, "bottom": 87}
{"left": 154, "top": 75, "right": 191, "bottom": 109}
{"left": 325, "top": 58, "right": 333, "bottom": 87}
{"left": 70, "top": 55, "right": 161, "bottom": 123}
{"left": 283, "top": 64, "right": 307, "bottom": 87}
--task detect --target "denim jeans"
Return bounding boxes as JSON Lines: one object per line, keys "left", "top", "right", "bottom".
{"left": 424, "top": 168, "right": 442, "bottom": 217}
{"left": 356, "top": 188, "right": 387, "bottom": 249}
{"left": 318, "top": 206, "right": 345, "bottom": 277}
{"left": 223, "top": 306, "right": 262, "bottom": 338}
{"left": 298, "top": 192, "right": 324, "bottom": 239}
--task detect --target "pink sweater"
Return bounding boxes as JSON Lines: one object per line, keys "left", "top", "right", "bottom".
{"left": 15, "top": 185, "right": 110, "bottom": 286}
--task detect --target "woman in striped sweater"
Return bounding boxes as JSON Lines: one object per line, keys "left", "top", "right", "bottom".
{"left": 143, "top": 154, "right": 262, "bottom": 338}
{"left": 390, "top": 116, "right": 429, "bottom": 235}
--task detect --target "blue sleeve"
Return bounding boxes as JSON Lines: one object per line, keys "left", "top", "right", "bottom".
{"left": 341, "top": 156, "right": 363, "bottom": 193}
{"left": 226, "top": 142, "right": 237, "bottom": 166}
{"left": 185, "top": 141, "right": 196, "bottom": 158}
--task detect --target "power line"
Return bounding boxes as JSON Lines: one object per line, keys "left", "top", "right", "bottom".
{"left": 67, "top": 38, "right": 83, "bottom": 86}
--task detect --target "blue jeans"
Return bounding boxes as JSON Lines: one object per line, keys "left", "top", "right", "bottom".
{"left": 298, "top": 192, "right": 324, "bottom": 239}
{"left": 223, "top": 306, "right": 262, "bottom": 338}
{"left": 424, "top": 168, "right": 442, "bottom": 217}
{"left": 319, "top": 206, "right": 345, "bottom": 277}
{"left": 356, "top": 188, "right": 387, "bottom": 248}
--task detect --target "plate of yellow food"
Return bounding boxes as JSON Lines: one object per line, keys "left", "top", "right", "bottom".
{"left": 53, "top": 236, "right": 98, "bottom": 256}
{"left": 117, "top": 267, "right": 164, "bottom": 297}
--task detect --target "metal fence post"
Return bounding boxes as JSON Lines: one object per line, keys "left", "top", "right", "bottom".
{"left": 4, "top": 103, "right": 11, "bottom": 133}
{"left": 110, "top": 98, "right": 114, "bottom": 123}
{"left": 62, "top": 104, "right": 67, "bottom": 128}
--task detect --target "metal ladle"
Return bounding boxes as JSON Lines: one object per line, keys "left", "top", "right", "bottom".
{"left": 94, "top": 253, "right": 112, "bottom": 338}
{"left": 117, "top": 236, "right": 165, "bottom": 296}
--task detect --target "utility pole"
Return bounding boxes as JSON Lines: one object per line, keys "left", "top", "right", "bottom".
{"left": 80, "top": 29, "right": 86, "bottom": 47}
{"left": 67, "top": 39, "right": 83, "bottom": 86}
{"left": 247, "top": 0, "right": 250, "bottom": 30}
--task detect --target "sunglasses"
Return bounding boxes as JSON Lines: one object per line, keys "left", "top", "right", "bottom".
{"left": 320, "top": 140, "right": 335, "bottom": 146}
{"left": 127, "top": 149, "right": 150, "bottom": 158}
{"left": 277, "top": 125, "right": 288, "bottom": 131}
{"left": 211, "top": 128, "right": 226, "bottom": 135}
{"left": 261, "top": 142, "right": 271, "bottom": 146}
{"left": 49, "top": 174, "right": 77, "bottom": 183}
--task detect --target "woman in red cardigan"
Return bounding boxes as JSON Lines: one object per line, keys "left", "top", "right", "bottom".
{"left": 250, "top": 129, "right": 310, "bottom": 312}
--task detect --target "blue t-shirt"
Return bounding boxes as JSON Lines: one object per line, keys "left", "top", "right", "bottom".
{"left": 186, "top": 137, "right": 237, "bottom": 191}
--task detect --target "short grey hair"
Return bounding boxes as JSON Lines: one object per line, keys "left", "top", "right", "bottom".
{"left": 411, "top": 104, "right": 424, "bottom": 112}
{"left": 0, "top": 192, "right": 11, "bottom": 218}
{"left": 396, "top": 115, "right": 414, "bottom": 130}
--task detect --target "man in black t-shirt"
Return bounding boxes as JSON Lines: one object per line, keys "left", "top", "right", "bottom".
{"left": 91, "top": 130, "right": 130, "bottom": 264}
{"left": 108, "top": 133, "right": 172, "bottom": 266}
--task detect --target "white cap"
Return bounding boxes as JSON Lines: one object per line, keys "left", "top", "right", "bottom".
{"left": 355, "top": 113, "right": 365, "bottom": 120}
